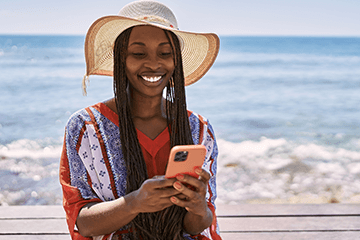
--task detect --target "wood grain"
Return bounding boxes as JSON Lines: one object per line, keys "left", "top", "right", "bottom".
{"left": 1, "top": 204, "right": 359, "bottom": 239}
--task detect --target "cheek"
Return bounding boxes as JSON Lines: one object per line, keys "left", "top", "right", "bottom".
{"left": 125, "top": 58, "right": 134, "bottom": 73}
{"left": 166, "top": 60, "right": 175, "bottom": 75}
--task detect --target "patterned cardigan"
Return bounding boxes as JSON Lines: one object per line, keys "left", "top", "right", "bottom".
{"left": 59, "top": 103, "right": 221, "bottom": 240}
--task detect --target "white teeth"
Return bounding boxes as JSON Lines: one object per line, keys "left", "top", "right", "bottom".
{"left": 142, "top": 76, "right": 162, "bottom": 82}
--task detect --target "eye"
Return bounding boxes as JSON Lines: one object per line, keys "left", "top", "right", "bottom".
{"left": 132, "top": 52, "right": 145, "bottom": 57}
{"left": 160, "top": 52, "right": 172, "bottom": 57}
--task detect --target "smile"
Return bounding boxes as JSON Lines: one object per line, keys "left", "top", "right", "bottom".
{"left": 141, "top": 75, "right": 163, "bottom": 83}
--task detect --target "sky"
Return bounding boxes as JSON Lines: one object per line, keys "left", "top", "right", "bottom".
{"left": 0, "top": 0, "right": 359, "bottom": 36}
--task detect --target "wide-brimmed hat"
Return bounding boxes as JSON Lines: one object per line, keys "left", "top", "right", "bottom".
{"left": 82, "top": 0, "right": 220, "bottom": 94}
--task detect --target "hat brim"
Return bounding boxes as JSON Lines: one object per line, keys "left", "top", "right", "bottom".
{"left": 84, "top": 15, "right": 220, "bottom": 86}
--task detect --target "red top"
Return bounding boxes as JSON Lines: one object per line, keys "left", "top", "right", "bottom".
{"left": 136, "top": 127, "right": 170, "bottom": 178}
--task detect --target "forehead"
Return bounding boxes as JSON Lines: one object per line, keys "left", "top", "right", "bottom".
{"left": 128, "top": 25, "right": 170, "bottom": 45}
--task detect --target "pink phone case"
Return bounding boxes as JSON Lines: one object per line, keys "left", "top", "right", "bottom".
{"left": 165, "top": 145, "right": 206, "bottom": 179}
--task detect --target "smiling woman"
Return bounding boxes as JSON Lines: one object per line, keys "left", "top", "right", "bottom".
{"left": 125, "top": 26, "right": 175, "bottom": 98}
{"left": 59, "top": 1, "right": 220, "bottom": 240}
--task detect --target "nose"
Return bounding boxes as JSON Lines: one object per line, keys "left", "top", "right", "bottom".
{"left": 143, "top": 53, "right": 161, "bottom": 70}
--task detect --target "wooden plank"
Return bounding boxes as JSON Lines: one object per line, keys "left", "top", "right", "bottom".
{"left": 218, "top": 216, "right": 360, "bottom": 232}
{"left": 2, "top": 232, "right": 360, "bottom": 240}
{"left": 216, "top": 204, "right": 360, "bottom": 216}
{"left": 0, "top": 236, "right": 70, "bottom": 240}
{"left": 0, "top": 206, "right": 66, "bottom": 218}
{"left": 220, "top": 231, "right": 360, "bottom": 240}
{"left": 2, "top": 204, "right": 359, "bottom": 218}
{"left": 2, "top": 204, "right": 360, "bottom": 239}
{"left": 0, "top": 219, "right": 68, "bottom": 234}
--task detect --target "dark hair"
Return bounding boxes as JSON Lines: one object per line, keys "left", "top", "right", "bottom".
{"left": 113, "top": 26, "right": 194, "bottom": 240}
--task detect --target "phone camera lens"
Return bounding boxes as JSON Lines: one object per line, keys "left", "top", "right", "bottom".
{"left": 174, "top": 151, "right": 188, "bottom": 162}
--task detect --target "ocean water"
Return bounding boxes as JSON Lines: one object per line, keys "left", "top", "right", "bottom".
{"left": 0, "top": 35, "right": 360, "bottom": 205}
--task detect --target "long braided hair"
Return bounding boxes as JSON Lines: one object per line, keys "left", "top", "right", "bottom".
{"left": 113, "top": 26, "right": 194, "bottom": 239}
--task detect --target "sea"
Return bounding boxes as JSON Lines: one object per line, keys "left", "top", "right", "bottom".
{"left": 0, "top": 35, "right": 360, "bottom": 205}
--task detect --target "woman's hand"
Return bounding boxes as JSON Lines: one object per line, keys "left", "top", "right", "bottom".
{"left": 169, "top": 168, "right": 213, "bottom": 234}
{"left": 129, "top": 176, "right": 179, "bottom": 214}
{"left": 77, "top": 176, "right": 180, "bottom": 237}
{"left": 170, "top": 167, "right": 210, "bottom": 215}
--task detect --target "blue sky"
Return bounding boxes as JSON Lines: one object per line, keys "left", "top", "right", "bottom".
{"left": 1, "top": 0, "right": 359, "bottom": 36}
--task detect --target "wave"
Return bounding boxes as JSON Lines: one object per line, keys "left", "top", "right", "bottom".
{"left": 216, "top": 137, "right": 360, "bottom": 204}
{"left": 0, "top": 139, "right": 63, "bottom": 206}
{"left": 1, "top": 138, "right": 360, "bottom": 205}
{"left": 0, "top": 139, "right": 62, "bottom": 159}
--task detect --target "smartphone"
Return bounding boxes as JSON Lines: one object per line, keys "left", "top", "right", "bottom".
{"left": 165, "top": 145, "right": 206, "bottom": 179}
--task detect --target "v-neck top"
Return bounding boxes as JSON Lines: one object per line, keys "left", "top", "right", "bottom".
{"left": 136, "top": 127, "right": 170, "bottom": 178}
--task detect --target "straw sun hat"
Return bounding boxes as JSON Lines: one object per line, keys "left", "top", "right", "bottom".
{"left": 82, "top": 0, "right": 220, "bottom": 94}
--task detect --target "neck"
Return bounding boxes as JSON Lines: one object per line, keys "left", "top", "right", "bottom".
{"left": 127, "top": 88, "right": 166, "bottom": 120}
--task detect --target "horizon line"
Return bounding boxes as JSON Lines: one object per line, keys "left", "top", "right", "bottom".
{"left": 1, "top": 33, "right": 360, "bottom": 38}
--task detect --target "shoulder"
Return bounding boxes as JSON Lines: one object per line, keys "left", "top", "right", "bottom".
{"left": 66, "top": 108, "right": 89, "bottom": 129}
{"left": 187, "top": 110, "right": 209, "bottom": 126}
{"left": 65, "top": 103, "right": 102, "bottom": 135}
{"left": 187, "top": 110, "right": 216, "bottom": 131}
{"left": 187, "top": 110, "right": 216, "bottom": 145}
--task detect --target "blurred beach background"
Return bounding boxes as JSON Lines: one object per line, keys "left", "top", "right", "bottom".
{"left": 0, "top": 0, "right": 360, "bottom": 206}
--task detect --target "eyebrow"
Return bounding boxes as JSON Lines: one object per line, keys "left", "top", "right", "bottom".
{"left": 129, "top": 41, "right": 171, "bottom": 47}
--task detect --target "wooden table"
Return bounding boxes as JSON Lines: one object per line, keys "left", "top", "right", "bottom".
{"left": 1, "top": 204, "right": 359, "bottom": 239}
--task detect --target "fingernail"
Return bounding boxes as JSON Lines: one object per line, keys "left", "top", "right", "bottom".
{"left": 174, "top": 182, "right": 182, "bottom": 190}
{"left": 171, "top": 196, "right": 177, "bottom": 203}
{"left": 195, "top": 167, "right": 202, "bottom": 175}
{"left": 176, "top": 174, "right": 184, "bottom": 181}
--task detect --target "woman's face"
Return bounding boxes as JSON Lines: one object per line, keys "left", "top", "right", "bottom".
{"left": 126, "top": 25, "right": 175, "bottom": 98}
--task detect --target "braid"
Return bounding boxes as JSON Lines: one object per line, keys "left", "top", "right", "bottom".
{"left": 165, "top": 31, "right": 194, "bottom": 147}
{"left": 113, "top": 27, "right": 194, "bottom": 240}
{"left": 114, "top": 27, "right": 148, "bottom": 193}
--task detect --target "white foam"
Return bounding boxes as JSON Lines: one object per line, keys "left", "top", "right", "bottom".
{"left": 0, "top": 139, "right": 62, "bottom": 159}
{"left": 1, "top": 137, "right": 360, "bottom": 205}
{"left": 0, "top": 139, "right": 62, "bottom": 181}
{"left": 216, "top": 137, "right": 360, "bottom": 204}
{"left": 0, "top": 139, "right": 63, "bottom": 206}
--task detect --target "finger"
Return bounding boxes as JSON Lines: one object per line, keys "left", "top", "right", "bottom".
{"left": 195, "top": 167, "right": 211, "bottom": 183}
{"left": 152, "top": 175, "right": 165, "bottom": 180}
{"left": 171, "top": 196, "right": 211, "bottom": 217}
{"left": 170, "top": 195, "right": 204, "bottom": 213}
{"left": 145, "top": 198, "right": 175, "bottom": 212}
{"left": 172, "top": 181, "right": 197, "bottom": 200}
{"left": 170, "top": 196, "right": 189, "bottom": 209}
{"left": 145, "top": 178, "right": 177, "bottom": 189}
{"left": 174, "top": 193, "right": 187, "bottom": 200}
{"left": 157, "top": 186, "right": 181, "bottom": 198}
{"left": 175, "top": 174, "right": 205, "bottom": 192}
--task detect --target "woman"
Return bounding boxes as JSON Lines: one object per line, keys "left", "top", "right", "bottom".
{"left": 60, "top": 1, "right": 220, "bottom": 239}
